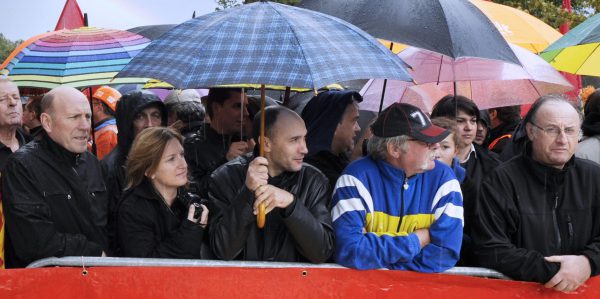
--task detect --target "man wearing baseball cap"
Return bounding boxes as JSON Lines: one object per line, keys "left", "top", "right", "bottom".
{"left": 331, "top": 103, "right": 463, "bottom": 272}
{"left": 90, "top": 86, "right": 121, "bottom": 160}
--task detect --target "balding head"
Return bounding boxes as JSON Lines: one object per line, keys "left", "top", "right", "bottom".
{"left": 0, "top": 76, "right": 22, "bottom": 130}
{"left": 252, "top": 106, "right": 307, "bottom": 176}
{"left": 40, "top": 86, "right": 91, "bottom": 153}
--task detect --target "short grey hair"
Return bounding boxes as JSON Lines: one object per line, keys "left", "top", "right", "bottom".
{"left": 0, "top": 76, "right": 16, "bottom": 85}
{"left": 368, "top": 135, "right": 410, "bottom": 160}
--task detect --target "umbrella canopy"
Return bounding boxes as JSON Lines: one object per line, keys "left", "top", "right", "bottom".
{"left": 540, "top": 13, "right": 600, "bottom": 76}
{"left": 470, "top": 0, "right": 562, "bottom": 53}
{"left": 299, "top": 0, "right": 520, "bottom": 65}
{"left": 116, "top": 1, "right": 412, "bottom": 89}
{"left": 5, "top": 27, "right": 153, "bottom": 88}
{"left": 127, "top": 24, "right": 176, "bottom": 40}
{"left": 360, "top": 44, "right": 573, "bottom": 113}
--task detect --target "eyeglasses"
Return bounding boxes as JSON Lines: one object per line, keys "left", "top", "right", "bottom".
{"left": 530, "top": 122, "right": 580, "bottom": 138}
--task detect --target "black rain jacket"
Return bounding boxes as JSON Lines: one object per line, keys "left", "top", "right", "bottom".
{"left": 472, "top": 146, "right": 600, "bottom": 283}
{"left": 208, "top": 154, "right": 334, "bottom": 263}
{"left": 2, "top": 134, "right": 108, "bottom": 268}
{"left": 117, "top": 178, "right": 205, "bottom": 258}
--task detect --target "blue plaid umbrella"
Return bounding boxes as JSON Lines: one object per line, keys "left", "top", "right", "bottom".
{"left": 116, "top": 1, "right": 412, "bottom": 89}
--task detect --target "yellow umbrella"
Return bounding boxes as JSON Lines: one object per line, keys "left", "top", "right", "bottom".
{"left": 540, "top": 13, "right": 600, "bottom": 76}
{"left": 470, "top": 0, "right": 562, "bottom": 53}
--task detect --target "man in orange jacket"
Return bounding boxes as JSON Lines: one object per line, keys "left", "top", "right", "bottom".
{"left": 89, "top": 86, "right": 121, "bottom": 160}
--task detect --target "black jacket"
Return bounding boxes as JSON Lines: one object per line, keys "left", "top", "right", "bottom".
{"left": 184, "top": 124, "right": 231, "bottom": 198}
{"left": 0, "top": 128, "right": 29, "bottom": 171}
{"left": 2, "top": 135, "right": 108, "bottom": 268}
{"left": 300, "top": 90, "right": 361, "bottom": 194}
{"left": 117, "top": 178, "right": 205, "bottom": 258}
{"left": 459, "top": 144, "right": 500, "bottom": 265}
{"left": 472, "top": 148, "right": 600, "bottom": 283}
{"left": 488, "top": 120, "right": 519, "bottom": 154}
{"left": 208, "top": 155, "right": 334, "bottom": 263}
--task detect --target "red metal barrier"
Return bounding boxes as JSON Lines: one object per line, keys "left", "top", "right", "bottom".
{"left": 1, "top": 267, "right": 599, "bottom": 298}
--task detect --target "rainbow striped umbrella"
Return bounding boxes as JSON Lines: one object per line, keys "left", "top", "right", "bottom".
{"left": 4, "top": 27, "right": 153, "bottom": 88}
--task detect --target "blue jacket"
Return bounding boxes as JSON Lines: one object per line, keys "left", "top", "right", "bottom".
{"left": 331, "top": 157, "right": 463, "bottom": 272}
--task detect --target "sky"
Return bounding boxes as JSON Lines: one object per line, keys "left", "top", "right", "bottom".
{"left": 1, "top": 0, "right": 218, "bottom": 41}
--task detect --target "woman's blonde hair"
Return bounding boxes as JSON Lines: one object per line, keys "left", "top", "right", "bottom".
{"left": 125, "top": 127, "right": 184, "bottom": 190}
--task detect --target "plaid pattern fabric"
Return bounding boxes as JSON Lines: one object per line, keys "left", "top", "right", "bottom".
{"left": 117, "top": 1, "right": 412, "bottom": 89}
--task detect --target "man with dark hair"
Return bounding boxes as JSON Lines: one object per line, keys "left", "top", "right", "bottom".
{"left": 430, "top": 95, "right": 499, "bottom": 265}
{"left": 208, "top": 106, "right": 334, "bottom": 263}
{"left": 301, "top": 90, "right": 361, "bottom": 194}
{"left": 332, "top": 103, "right": 463, "bottom": 272}
{"left": 22, "top": 95, "right": 43, "bottom": 140}
{"left": 185, "top": 88, "right": 250, "bottom": 198}
{"left": 487, "top": 105, "right": 521, "bottom": 155}
{"left": 90, "top": 86, "right": 121, "bottom": 160}
{"left": 164, "top": 89, "right": 205, "bottom": 139}
{"left": 472, "top": 95, "right": 600, "bottom": 292}
{"left": 2, "top": 86, "right": 108, "bottom": 268}
{"left": 101, "top": 90, "right": 166, "bottom": 250}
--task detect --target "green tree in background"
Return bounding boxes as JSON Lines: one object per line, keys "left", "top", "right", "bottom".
{"left": 0, "top": 33, "right": 22, "bottom": 65}
{"left": 494, "top": 0, "right": 600, "bottom": 28}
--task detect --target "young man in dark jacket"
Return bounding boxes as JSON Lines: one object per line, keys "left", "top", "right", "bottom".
{"left": 184, "top": 88, "right": 250, "bottom": 198}
{"left": 208, "top": 106, "right": 334, "bottom": 263}
{"left": 2, "top": 86, "right": 108, "bottom": 268}
{"left": 472, "top": 95, "right": 600, "bottom": 293}
{"left": 301, "top": 90, "right": 361, "bottom": 195}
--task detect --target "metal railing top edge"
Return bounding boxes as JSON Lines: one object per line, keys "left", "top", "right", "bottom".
{"left": 26, "top": 256, "right": 510, "bottom": 280}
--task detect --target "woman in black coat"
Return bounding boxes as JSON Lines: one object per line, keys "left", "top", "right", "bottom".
{"left": 117, "top": 127, "right": 208, "bottom": 258}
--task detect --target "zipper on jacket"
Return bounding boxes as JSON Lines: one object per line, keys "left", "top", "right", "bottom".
{"left": 396, "top": 177, "right": 408, "bottom": 233}
{"left": 552, "top": 193, "right": 562, "bottom": 252}
{"left": 567, "top": 215, "right": 574, "bottom": 249}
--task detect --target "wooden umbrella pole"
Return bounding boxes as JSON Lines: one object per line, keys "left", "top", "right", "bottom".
{"left": 257, "top": 84, "right": 267, "bottom": 229}
{"left": 378, "top": 42, "right": 395, "bottom": 113}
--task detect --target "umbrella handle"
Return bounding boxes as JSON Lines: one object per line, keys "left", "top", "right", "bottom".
{"left": 257, "top": 85, "right": 267, "bottom": 229}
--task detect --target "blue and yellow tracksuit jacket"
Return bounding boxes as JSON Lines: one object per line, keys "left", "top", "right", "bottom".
{"left": 331, "top": 157, "right": 463, "bottom": 272}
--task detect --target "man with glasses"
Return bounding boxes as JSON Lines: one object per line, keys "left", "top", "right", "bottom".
{"left": 472, "top": 95, "right": 600, "bottom": 293}
{"left": 331, "top": 103, "right": 463, "bottom": 272}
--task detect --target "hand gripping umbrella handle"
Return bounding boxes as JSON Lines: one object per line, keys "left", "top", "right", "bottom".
{"left": 257, "top": 85, "right": 267, "bottom": 229}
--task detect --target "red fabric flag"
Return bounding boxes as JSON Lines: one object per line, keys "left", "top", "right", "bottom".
{"left": 55, "top": 0, "right": 85, "bottom": 30}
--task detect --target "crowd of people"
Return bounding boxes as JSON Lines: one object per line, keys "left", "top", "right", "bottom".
{"left": 1, "top": 75, "right": 600, "bottom": 293}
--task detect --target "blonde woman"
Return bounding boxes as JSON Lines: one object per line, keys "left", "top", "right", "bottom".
{"left": 117, "top": 127, "right": 208, "bottom": 258}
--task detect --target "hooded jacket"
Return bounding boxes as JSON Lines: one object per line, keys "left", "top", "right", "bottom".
{"left": 301, "top": 90, "right": 361, "bottom": 192}
{"left": 2, "top": 134, "right": 108, "bottom": 268}
{"left": 472, "top": 146, "right": 600, "bottom": 283}
{"left": 117, "top": 178, "right": 205, "bottom": 258}
{"left": 101, "top": 91, "right": 166, "bottom": 250}
{"left": 208, "top": 154, "right": 334, "bottom": 263}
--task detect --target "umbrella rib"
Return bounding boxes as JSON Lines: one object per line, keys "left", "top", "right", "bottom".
{"left": 269, "top": 2, "right": 317, "bottom": 89}
{"left": 572, "top": 43, "right": 600, "bottom": 75}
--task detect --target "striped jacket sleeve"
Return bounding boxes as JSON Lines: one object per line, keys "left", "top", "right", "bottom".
{"left": 331, "top": 174, "right": 422, "bottom": 270}
{"left": 394, "top": 179, "right": 463, "bottom": 272}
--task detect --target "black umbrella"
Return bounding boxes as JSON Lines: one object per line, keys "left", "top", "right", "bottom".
{"left": 127, "top": 24, "right": 176, "bottom": 40}
{"left": 299, "top": 0, "right": 520, "bottom": 65}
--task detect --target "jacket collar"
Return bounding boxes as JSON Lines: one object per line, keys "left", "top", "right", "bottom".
{"left": 523, "top": 144, "right": 573, "bottom": 187}
{"left": 40, "top": 133, "right": 80, "bottom": 167}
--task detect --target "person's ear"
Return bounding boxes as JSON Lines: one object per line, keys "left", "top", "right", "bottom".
{"left": 387, "top": 142, "right": 401, "bottom": 159}
{"left": 40, "top": 112, "right": 52, "bottom": 133}
{"left": 525, "top": 123, "right": 535, "bottom": 140}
